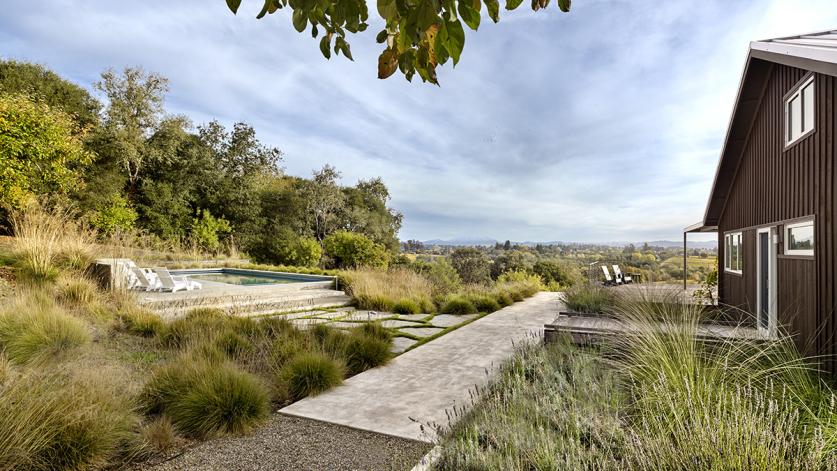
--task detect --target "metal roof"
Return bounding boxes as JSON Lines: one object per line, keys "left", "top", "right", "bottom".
{"left": 686, "top": 29, "right": 837, "bottom": 233}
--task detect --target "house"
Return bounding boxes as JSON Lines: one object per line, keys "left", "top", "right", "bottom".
{"left": 685, "top": 30, "right": 837, "bottom": 362}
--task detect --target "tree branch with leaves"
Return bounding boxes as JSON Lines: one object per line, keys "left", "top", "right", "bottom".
{"left": 225, "top": 0, "right": 571, "bottom": 84}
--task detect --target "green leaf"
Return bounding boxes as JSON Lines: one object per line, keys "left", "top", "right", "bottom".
{"left": 341, "top": 41, "right": 354, "bottom": 61}
{"left": 457, "top": 0, "right": 481, "bottom": 30}
{"left": 320, "top": 35, "right": 332, "bottom": 59}
{"left": 486, "top": 0, "right": 500, "bottom": 22}
{"left": 377, "top": 0, "right": 398, "bottom": 21}
{"left": 557, "top": 0, "right": 570, "bottom": 12}
{"left": 506, "top": 0, "right": 524, "bottom": 10}
{"left": 442, "top": 19, "right": 465, "bottom": 65}
{"left": 312, "top": 25, "right": 319, "bottom": 38}
{"left": 416, "top": 1, "right": 439, "bottom": 31}
{"left": 376, "top": 29, "right": 388, "bottom": 44}
{"left": 226, "top": 0, "right": 242, "bottom": 14}
{"left": 292, "top": 8, "right": 308, "bottom": 32}
{"left": 378, "top": 48, "right": 399, "bottom": 79}
{"left": 256, "top": 0, "right": 279, "bottom": 18}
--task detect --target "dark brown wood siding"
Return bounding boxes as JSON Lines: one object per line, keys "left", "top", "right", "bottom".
{"left": 716, "top": 64, "right": 836, "bottom": 363}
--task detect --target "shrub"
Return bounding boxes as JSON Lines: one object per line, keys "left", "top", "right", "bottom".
{"left": 532, "top": 258, "right": 583, "bottom": 288}
{"left": 468, "top": 294, "right": 500, "bottom": 313}
{"left": 57, "top": 276, "right": 100, "bottom": 307}
{"left": 0, "top": 293, "right": 90, "bottom": 364}
{"left": 355, "top": 322, "right": 393, "bottom": 343}
{"left": 142, "top": 358, "right": 269, "bottom": 438}
{"left": 90, "top": 194, "right": 138, "bottom": 236}
{"left": 340, "top": 331, "right": 392, "bottom": 375}
{"left": 0, "top": 94, "right": 92, "bottom": 212}
{"left": 253, "top": 228, "right": 323, "bottom": 267}
{"left": 419, "top": 258, "right": 462, "bottom": 296}
{"left": 160, "top": 308, "right": 227, "bottom": 348}
{"left": 119, "top": 308, "right": 166, "bottom": 337}
{"left": 440, "top": 295, "right": 478, "bottom": 315}
{"left": 450, "top": 248, "right": 491, "bottom": 285}
{"left": 564, "top": 283, "right": 617, "bottom": 314}
{"left": 277, "top": 352, "right": 344, "bottom": 401}
{"left": 323, "top": 231, "right": 389, "bottom": 269}
{"left": 392, "top": 298, "right": 422, "bottom": 314}
{"left": 0, "top": 370, "right": 139, "bottom": 471}
{"left": 190, "top": 209, "right": 232, "bottom": 254}
{"left": 168, "top": 364, "right": 269, "bottom": 438}
{"left": 139, "top": 416, "right": 176, "bottom": 453}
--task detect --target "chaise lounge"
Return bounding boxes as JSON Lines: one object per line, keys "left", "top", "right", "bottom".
{"left": 152, "top": 267, "right": 202, "bottom": 293}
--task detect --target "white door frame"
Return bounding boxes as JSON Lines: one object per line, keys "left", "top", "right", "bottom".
{"left": 756, "top": 227, "right": 778, "bottom": 337}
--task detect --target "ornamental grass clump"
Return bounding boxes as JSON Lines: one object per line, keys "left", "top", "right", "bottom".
{"left": 0, "top": 291, "right": 90, "bottom": 364}
{"left": 341, "top": 268, "right": 433, "bottom": 312}
{"left": 141, "top": 356, "right": 269, "bottom": 438}
{"left": 563, "top": 283, "right": 617, "bottom": 314}
{"left": 340, "top": 325, "right": 392, "bottom": 375}
{"left": 440, "top": 294, "right": 477, "bottom": 315}
{"left": 277, "top": 352, "right": 344, "bottom": 401}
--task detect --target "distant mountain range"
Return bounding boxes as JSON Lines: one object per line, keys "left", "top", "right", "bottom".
{"left": 418, "top": 238, "right": 718, "bottom": 249}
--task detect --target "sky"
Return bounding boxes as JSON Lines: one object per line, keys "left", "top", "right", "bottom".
{"left": 2, "top": 1, "right": 837, "bottom": 243}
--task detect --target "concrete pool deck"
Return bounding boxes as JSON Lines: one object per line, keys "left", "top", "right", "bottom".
{"left": 134, "top": 273, "right": 349, "bottom": 318}
{"left": 280, "top": 291, "right": 564, "bottom": 443}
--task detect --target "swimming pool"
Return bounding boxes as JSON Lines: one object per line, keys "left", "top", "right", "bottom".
{"left": 170, "top": 268, "right": 334, "bottom": 287}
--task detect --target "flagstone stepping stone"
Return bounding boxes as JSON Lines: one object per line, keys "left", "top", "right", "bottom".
{"left": 343, "top": 311, "right": 394, "bottom": 321}
{"left": 391, "top": 337, "right": 418, "bottom": 354}
{"left": 329, "top": 321, "right": 365, "bottom": 329}
{"left": 269, "top": 311, "right": 323, "bottom": 320}
{"left": 381, "top": 319, "right": 422, "bottom": 328}
{"left": 429, "top": 314, "right": 478, "bottom": 328}
{"left": 399, "top": 327, "right": 444, "bottom": 338}
{"left": 311, "top": 311, "right": 348, "bottom": 320}
{"left": 396, "top": 313, "right": 431, "bottom": 322}
{"left": 290, "top": 318, "right": 329, "bottom": 326}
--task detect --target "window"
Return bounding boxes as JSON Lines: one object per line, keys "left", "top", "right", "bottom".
{"left": 785, "top": 76, "right": 815, "bottom": 145}
{"left": 785, "top": 220, "right": 814, "bottom": 256}
{"left": 724, "top": 232, "right": 742, "bottom": 274}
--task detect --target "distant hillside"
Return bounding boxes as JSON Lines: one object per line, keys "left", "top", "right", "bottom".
{"left": 422, "top": 238, "right": 498, "bottom": 246}
{"left": 418, "top": 238, "right": 717, "bottom": 249}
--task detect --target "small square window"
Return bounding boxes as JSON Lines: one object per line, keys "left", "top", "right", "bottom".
{"left": 785, "top": 220, "right": 814, "bottom": 256}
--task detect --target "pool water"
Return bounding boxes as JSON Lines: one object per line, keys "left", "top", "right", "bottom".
{"left": 188, "top": 273, "right": 297, "bottom": 286}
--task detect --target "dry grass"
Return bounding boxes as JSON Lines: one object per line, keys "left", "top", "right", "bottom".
{"left": 11, "top": 205, "right": 97, "bottom": 282}
{"left": 340, "top": 268, "right": 434, "bottom": 312}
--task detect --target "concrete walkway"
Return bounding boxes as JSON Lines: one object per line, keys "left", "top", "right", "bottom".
{"left": 280, "top": 291, "right": 563, "bottom": 443}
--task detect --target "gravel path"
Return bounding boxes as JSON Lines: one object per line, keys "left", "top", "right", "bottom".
{"left": 148, "top": 415, "right": 431, "bottom": 471}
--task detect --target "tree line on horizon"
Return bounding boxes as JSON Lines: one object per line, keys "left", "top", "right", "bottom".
{"left": 0, "top": 60, "right": 402, "bottom": 267}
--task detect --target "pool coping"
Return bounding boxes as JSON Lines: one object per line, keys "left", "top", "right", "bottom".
{"left": 170, "top": 267, "right": 335, "bottom": 284}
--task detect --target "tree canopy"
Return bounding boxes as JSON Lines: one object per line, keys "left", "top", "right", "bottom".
{"left": 225, "top": 0, "right": 571, "bottom": 84}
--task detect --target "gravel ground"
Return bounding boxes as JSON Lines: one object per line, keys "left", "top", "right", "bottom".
{"left": 146, "top": 414, "right": 432, "bottom": 471}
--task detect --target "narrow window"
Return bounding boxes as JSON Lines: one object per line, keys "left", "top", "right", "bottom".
{"left": 785, "top": 76, "right": 815, "bottom": 146}
{"left": 724, "top": 231, "right": 742, "bottom": 274}
{"left": 785, "top": 220, "right": 814, "bottom": 256}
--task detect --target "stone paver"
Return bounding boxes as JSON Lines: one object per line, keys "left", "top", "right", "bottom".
{"left": 429, "top": 313, "right": 477, "bottom": 328}
{"left": 343, "top": 311, "right": 394, "bottom": 321}
{"left": 280, "top": 292, "right": 562, "bottom": 443}
{"left": 329, "top": 321, "right": 364, "bottom": 329}
{"left": 397, "top": 313, "right": 432, "bottom": 322}
{"left": 399, "top": 327, "right": 444, "bottom": 337}
{"left": 310, "top": 311, "right": 348, "bottom": 319}
{"left": 391, "top": 337, "right": 419, "bottom": 353}
{"left": 290, "top": 318, "right": 329, "bottom": 326}
{"left": 380, "top": 319, "right": 422, "bottom": 328}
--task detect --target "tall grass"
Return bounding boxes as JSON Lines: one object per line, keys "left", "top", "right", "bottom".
{"left": 341, "top": 268, "right": 434, "bottom": 312}
{"left": 435, "top": 288, "right": 837, "bottom": 470}
{"left": 563, "top": 282, "right": 617, "bottom": 314}
{"left": 0, "top": 291, "right": 90, "bottom": 364}
{"left": 11, "top": 205, "right": 96, "bottom": 282}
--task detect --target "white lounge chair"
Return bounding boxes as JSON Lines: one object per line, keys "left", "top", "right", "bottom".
{"left": 152, "top": 268, "right": 201, "bottom": 293}
{"left": 130, "top": 266, "right": 161, "bottom": 291}
{"left": 612, "top": 265, "right": 633, "bottom": 284}
{"left": 601, "top": 265, "right": 620, "bottom": 286}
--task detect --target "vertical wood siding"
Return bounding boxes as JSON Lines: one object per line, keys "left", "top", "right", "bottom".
{"left": 717, "top": 65, "right": 835, "bottom": 363}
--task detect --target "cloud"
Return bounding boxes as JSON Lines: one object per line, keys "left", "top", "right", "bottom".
{"left": 2, "top": 0, "right": 835, "bottom": 242}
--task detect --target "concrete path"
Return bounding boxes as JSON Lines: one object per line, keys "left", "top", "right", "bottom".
{"left": 280, "top": 291, "right": 563, "bottom": 443}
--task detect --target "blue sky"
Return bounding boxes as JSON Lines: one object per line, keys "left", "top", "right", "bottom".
{"left": 2, "top": 1, "right": 837, "bottom": 242}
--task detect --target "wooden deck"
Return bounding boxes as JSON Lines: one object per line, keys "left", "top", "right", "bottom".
{"left": 544, "top": 314, "right": 761, "bottom": 345}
